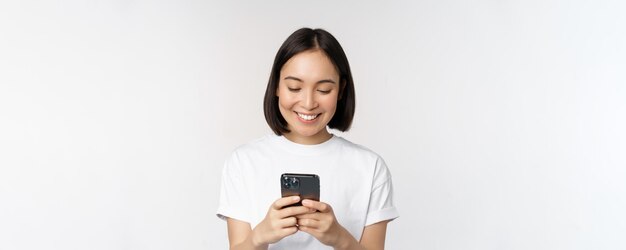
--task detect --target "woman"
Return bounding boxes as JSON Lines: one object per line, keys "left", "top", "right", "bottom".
{"left": 217, "top": 28, "right": 399, "bottom": 250}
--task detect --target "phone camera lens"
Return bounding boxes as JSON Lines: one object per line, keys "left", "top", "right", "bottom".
{"left": 283, "top": 176, "right": 291, "bottom": 188}
{"left": 290, "top": 177, "right": 299, "bottom": 189}
{"left": 282, "top": 176, "right": 300, "bottom": 189}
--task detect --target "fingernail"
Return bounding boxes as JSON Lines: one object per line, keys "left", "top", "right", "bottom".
{"left": 293, "top": 196, "right": 300, "bottom": 201}
{"left": 302, "top": 199, "right": 310, "bottom": 205}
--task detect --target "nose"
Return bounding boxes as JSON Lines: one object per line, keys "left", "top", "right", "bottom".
{"left": 300, "top": 89, "right": 318, "bottom": 110}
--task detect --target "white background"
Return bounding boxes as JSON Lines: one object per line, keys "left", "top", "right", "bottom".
{"left": 1, "top": 1, "right": 625, "bottom": 249}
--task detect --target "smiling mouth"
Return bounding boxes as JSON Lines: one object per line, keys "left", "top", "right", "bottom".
{"left": 296, "top": 112, "right": 319, "bottom": 121}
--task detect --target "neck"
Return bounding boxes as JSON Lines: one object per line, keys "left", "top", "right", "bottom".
{"left": 283, "top": 130, "right": 332, "bottom": 145}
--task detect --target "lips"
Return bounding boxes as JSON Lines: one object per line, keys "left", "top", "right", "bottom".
{"left": 296, "top": 112, "right": 319, "bottom": 121}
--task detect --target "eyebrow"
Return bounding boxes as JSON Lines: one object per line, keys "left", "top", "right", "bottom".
{"left": 284, "top": 76, "right": 336, "bottom": 84}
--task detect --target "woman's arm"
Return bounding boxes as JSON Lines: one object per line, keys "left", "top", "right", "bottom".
{"left": 336, "top": 220, "right": 389, "bottom": 250}
{"left": 229, "top": 218, "right": 390, "bottom": 250}
{"left": 360, "top": 221, "right": 389, "bottom": 249}
{"left": 297, "top": 199, "right": 391, "bottom": 250}
{"left": 226, "top": 196, "right": 311, "bottom": 250}
{"left": 227, "top": 218, "right": 267, "bottom": 250}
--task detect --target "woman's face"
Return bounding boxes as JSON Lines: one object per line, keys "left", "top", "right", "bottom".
{"left": 276, "top": 49, "right": 340, "bottom": 145}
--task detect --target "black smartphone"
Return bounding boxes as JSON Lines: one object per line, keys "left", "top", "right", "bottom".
{"left": 280, "top": 173, "right": 320, "bottom": 207}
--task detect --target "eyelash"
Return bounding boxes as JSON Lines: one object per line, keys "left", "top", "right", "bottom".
{"left": 288, "top": 88, "right": 331, "bottom": 94}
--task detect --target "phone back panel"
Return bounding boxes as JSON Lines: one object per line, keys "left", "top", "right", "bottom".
{"left": 280, "top": 173, "right": 320, "bottom": 206}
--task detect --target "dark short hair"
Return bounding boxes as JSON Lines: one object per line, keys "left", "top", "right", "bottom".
{"left": 263, "top": 28, "right": 356, "bottom": 135}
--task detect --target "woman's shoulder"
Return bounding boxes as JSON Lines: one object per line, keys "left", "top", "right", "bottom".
{"left": 333, "top": 136, "right": 384, "bottom": 160}
{"left": 334, "top": 136, "right": 391, "bottom": 181}
{"left": 223, "top": 135, "right": 279, "bottom": 170}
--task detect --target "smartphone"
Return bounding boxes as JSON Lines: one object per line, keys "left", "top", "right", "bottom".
{"left": 280, "top": 173, "right": 320, "bottom": 207}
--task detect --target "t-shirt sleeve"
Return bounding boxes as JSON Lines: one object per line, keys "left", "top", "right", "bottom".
{"left": 364, "top": 157, "right": 400, "bottom": 226}
{"left": 216, "top": 151, "right": 251, "bottom": 223}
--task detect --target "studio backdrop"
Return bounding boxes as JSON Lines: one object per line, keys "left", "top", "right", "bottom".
{"left": 1, "top": 1, "right": 625, "bottom": 249}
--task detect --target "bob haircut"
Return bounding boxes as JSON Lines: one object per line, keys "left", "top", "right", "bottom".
{"left": 264, "top": 28, "right": 356, "bottom": 135}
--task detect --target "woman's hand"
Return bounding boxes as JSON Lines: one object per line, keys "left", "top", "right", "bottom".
{"left": 296, "top": 199, "right": 358, "bottom": 249}
{"left": 251, "top": 196, "right": 315, "bottom": 247}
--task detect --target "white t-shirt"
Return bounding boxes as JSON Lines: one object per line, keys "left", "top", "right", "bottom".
{"left": 217, "top": 134, "right": 399, "bottom": 249}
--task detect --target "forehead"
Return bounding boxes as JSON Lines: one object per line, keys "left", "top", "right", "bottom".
{"left": 280, "top": 50, "right": 339, "bottom": 80}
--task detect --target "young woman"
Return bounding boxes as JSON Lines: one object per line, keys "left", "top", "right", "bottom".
{"left": 217, "top": 28, "right": 399, "bottom": 250}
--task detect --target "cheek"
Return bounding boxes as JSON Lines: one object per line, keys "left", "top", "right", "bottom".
{"left": 278, "top": 95, "right": 289, "bottom": 105}
{"left": 277, "top": 96, "right": 296, "bottom": 112}
{"left": 320, "top": 96, "right": 339, "bottom": 111}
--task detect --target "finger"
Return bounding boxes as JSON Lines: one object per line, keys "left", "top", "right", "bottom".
{"left": 277, "top": 216, "right": 298, "bottom": 228}
{"left": 297, "top": 225, "right": 321, "bottom": 238}
{"left": 297, "top": 218, "right": 320, "bottom": 229}
{"left": 279, "top": 205, "right": 313, "bottom": 218}
{"left": 301, "top": 199, "right": 331, "bottom": 212}
{"left": 295, "top": 212, "right": 320, "bottom": 220}
{"left": 273, "top": 196, "right": 300, "bottom": 209}
{"left": 280, "top": 226, "right": 298, "bottom": 237}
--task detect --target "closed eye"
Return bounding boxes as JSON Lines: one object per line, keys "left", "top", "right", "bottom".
{"left": 288, "top": 87, "right": 301, "bottom": 93}
{"left": 318, "top": 89, "right": 331, "bottom": 94}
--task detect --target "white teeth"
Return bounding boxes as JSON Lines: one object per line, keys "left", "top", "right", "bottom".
{"left": 297, "top": 112, "right": 318, "bottom": 121}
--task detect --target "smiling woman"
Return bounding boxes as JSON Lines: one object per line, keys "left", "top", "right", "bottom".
{"left": 217, "top": 28, "right": 398, "bottom": 250}
{"left": 263, "top": 28, "right": 355, "bottom": 141}
{"left": 276, "top": 50, "right": 341, "bottom": 145}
